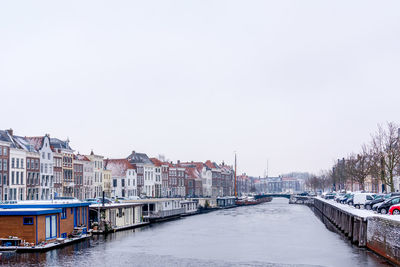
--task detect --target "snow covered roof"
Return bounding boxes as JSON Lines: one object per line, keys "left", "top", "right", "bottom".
{"left": 75, "top": 154, "right": 90, "bottom": 161}
{"left": 25, "top": 136, "right": 44, "bottom": 151}
{"left": 127, "top": 151, "right": 153, "bottom": 165}
{"left": 180, "top": 162, "right": 205, "bottom": 172}
{"left": 204, "top": 160, "right": 217, "bottom": 170}
{"left": 0, "top": 208, "right": 62, "bottom": 216}
{"left": 0, "top": 130, "right": 13, "bottom": 144}
{"left": 105, "top": 159, "right": 135, "bottom": 177}
{"left": 0, "top": 130, "right": 38, "bottom": 152}
{"left": 150, "top": 158, "right": 163, "bottom": 166}
{"left": 185, "top": 167, "right": 200, "bottom": 179}
{"left": 13, "top": 135, "right": 37, "bottom": 152}
{"left": 50, "top": 138, "right": 73, "bottom": 151}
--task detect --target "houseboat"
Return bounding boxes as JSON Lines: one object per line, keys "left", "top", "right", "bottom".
{"left": 216, "top": 196, "right": 236, "bottom": 209}
{"left": 0, "top": 200, "right": 90, "bottom": 251}
{"left": 235, "top": 195, "right": 273, "bottom": 206}
{"left": 89, "top": 202, "right": 148, "bottom": 234}
{"left": 180, "top": 200, "right": 198, "bottom": 216}
{"left": 130, "top": 198, "right": 184, "bottom": 222}
{"left": 195, "top": 198, "right": 217, "bottom": 209}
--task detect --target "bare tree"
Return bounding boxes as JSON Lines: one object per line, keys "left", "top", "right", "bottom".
{"left": 345, "top": 145, "right": 372, "bottom": 191}
{"left": 370, "top": 122, "right": 400, "bottom": 192}
{"left": 331, "top": 158, "right": 348, "bottom": 191}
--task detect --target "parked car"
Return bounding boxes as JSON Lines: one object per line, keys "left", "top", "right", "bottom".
{"left": 324, "top": 193, "right": 336, "bottom": 200}
{"left": 127, "top": 196, "right": 141, "bottom": 200}
{"left": 372, "top": 202, "right": 382, "bottom": 211}
{"left": 364, "top": 194, "right": 384, "bottom": 210}
{"left": 353, "top": 193, "right": 375, "bottom": 209}
{"left": 386, "top": 192, "right": 400, "bottom": 198}
{"left": 389, "top": 204, "right": 400, "bottom": 215}
{"left": 96, "top": 197, "right": 113, "bottom": 204}
{"left": 369, "top": 193, "right": 400, "bottom": 210}
{"left": 377, "top": 196, "right": 400, "bottom": 214}
{"left": 84, "top": 198, "right": 99, "bottom": 204}
{"left": 345, "top": 194, "right": 354, "bottom": 205}
{"left": 55, "top": 196, "right": 79, "bottom": 201}
{"left": 334, "top": 193, "right": 345, "bottom": 202}
{"left": 338, "top": 193, "right": 352, "bottom": 204}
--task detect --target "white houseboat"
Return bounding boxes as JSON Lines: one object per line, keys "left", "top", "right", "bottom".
{"left": 129, "top": 198, "right": 184, "bottom": 222}
{"left": 89, "top": 202, "right": 148, "bottom": 234}
{"left": 180, "top": 200, "right": 199, "bottom": 216}
{"left": 216, "top": 196, "right": 236, "bottom": 209}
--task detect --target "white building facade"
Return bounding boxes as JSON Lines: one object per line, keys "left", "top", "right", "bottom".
{"left": 8, "top": 148, "right": 26, "bottom": 201}
{"left": 38, "top": 136, "right": 54, "bottom": 200}
{"left": 87, "top": 151, "right": 104, "bottom": 198}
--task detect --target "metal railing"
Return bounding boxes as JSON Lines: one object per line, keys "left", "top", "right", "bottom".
{"left": 143, "top": 208, "right": 185, "bottom": 218}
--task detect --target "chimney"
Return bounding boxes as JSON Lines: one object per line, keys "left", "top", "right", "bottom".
{"left": 6, "top": 128, "right": 13, "bottom": 136}
{"left": 177, "top": 160, "right": 180, "bottom": 164}
{"left": 132, "top": 150, "right": 136, "bottom": 155}
{"left": 398, "top": 128, "right": 400, "bottom": 138}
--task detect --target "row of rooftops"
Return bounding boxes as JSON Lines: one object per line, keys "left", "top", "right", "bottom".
{"left": 0, "top": 129, "right": 72, "bottom": 154}
{"left": 0, "top": 129, "right": 235, "bottom": 179}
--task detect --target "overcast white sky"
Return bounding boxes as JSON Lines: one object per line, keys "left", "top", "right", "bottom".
{"left": 1, "top": 1, "right": 400, "bottom": 177}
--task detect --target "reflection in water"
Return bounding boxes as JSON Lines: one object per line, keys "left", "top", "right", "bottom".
{"left": 0, "top": 198, "right": 394, "bottom": 267}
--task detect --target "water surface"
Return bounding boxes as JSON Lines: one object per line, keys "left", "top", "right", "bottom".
{"left": 0, "top": 198, "right": 393, "bottom": 267}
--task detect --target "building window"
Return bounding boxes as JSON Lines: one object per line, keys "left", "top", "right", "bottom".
{"left": 23, "top": 217, "right": 34, "bottom": 225}
{"left": 3, "top": 148, "right": 7, "bottom": 156}
{"left": 21, "top": 159, "right": 24, "bottom": 169}
{"left": 11, "top": 158, "right": 15, "bottom": 168}
{"left": 0, "top": 159, "right": 2, "bottom": 171}
{"left": 3, "top": 159, "right": 7, "bottom": 171}
{"left": 45, "top": 215, "right": 57, "bottom": 239}
{"left": 61, "top": 208, "right": 67, "bottom": 219}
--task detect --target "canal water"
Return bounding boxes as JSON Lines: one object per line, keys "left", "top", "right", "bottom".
{"left": 0, "top": 198, "right": 394, "bottom": 267}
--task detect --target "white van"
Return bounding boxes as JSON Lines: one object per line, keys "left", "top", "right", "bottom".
{"left": 353, "top": 193, "right": 375, "bottom": 209}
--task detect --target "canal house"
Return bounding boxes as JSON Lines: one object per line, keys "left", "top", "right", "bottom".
{"left": 89, "top": 202, "right": 146, "bottom": 233}
{"left": 0, "top": 200, "right": 90, "bottom": 247}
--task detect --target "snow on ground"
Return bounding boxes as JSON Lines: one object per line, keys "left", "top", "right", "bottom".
{"left": 316, "top": 197, "right": 400, "bottom": 222}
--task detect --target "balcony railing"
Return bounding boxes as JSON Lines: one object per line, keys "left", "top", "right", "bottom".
{"left": 143, "top": 208, "right": 184, "bottom": 218}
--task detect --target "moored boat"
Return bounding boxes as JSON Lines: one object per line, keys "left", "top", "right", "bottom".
{"left": 236, "top": 195, "right": 272, "bottom": 206}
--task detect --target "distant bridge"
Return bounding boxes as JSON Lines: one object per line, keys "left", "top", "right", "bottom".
{"left": 256, "top": 194, "right": 292, "bottom": 199}
{"left": 256, "top": 194, "right": 313, "bottom": 205}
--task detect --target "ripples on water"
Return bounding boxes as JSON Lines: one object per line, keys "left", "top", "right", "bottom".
{"left": 0, "top": 198, "right": 394, "bottom": 267}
